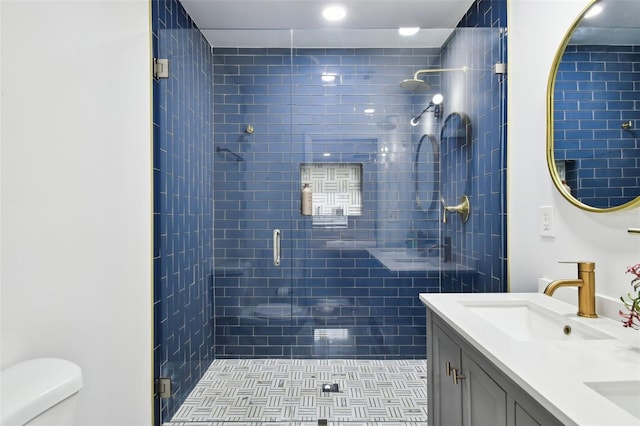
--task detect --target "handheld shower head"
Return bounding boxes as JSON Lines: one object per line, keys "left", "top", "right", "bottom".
{"left": 410, "top": 94, "right": 444, "bottom": 126}
{"left": 410, "top": 107, "right": 431, "bottom": 126}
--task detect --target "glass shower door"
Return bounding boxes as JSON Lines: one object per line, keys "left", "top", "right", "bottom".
{"left": 211, "top": 31, "right": 299, "bottom": 362}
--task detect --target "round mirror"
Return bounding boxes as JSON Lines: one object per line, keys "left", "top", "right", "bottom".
{"left": 415, "top": 134, "right": 439, "bottom": 211}
{"left": 547, "top": 0, "right": 640, "bottom": 212}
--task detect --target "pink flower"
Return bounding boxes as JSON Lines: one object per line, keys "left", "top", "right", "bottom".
{"left": 620, "top": 309, "right": 640, "bottom": 329}
{"left": 627, "top": 264, "right": 640, "bottom": 277}
{"left": 620, "top": 263, "right": 640, "bottom": 329}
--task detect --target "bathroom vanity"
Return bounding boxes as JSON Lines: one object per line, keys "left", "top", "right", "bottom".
{"left": 420, "top": 293, "right": 640, "bottom": 426}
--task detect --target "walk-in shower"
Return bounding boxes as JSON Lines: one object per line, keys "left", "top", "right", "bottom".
{"left": 153, "top": 0, "right": 507, "bottom": 424}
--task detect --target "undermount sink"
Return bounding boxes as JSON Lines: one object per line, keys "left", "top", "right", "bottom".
{"left": 421, "top": 293, "right": 640, "bottom": 425}
{"left": 462, "top": 300, "right": 613, "bottom": 341}
{"left": 585, "top": 381, "right": 640, "bottom": 420}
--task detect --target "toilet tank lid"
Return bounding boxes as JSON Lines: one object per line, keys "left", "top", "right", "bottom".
{"left": 1, "top": 358, "right": 83, "bottom": 426}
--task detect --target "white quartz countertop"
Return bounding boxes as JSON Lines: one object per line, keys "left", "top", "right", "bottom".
{"left": 420, "top": 292, "right": 640, "bottom": 426}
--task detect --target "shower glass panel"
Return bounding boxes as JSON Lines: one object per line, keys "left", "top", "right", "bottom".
{"left": 153, "top": 8, "right": 216, "bottom": 423}
{"left": 204, "top": 29, "right": 447, "bottom": 425}
{"left": 288, "top": 29, "right": 444, "bottom": 362}
{"left": 154, "top": 0, "right": 507, "bottom": 420}
{"left": 212, "top": 33, "right": 300, "bottom": 361}
{"left": 211, "top": 30, "right": 446, "bottom": 365}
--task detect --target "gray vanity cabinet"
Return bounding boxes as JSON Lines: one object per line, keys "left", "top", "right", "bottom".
{"left": 427, "top": 310, "right": 564, "bottom": 426}
{"left": 430, "top": 323, "right": 463, "bottom": 425}
{"left": 462, "top": 351, "right": 507, "bottom": 425}
{"left": 430, "top": 322, "right": 506, "bottom": 425}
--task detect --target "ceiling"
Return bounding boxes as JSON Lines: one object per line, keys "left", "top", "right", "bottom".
{"left": 179, "top": 0, "right": 640, "bottom": 47}
{"left": 179, "top": 0, "right": 477, "bottom": 48}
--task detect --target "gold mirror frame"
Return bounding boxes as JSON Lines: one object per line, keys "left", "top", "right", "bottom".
{"left": 546, "top": 0, "right": 640, "bottom": 213}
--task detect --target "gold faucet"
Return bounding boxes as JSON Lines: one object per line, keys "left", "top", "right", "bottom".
{"left": 544, "top": 261, "right": 597, "bottom": 318}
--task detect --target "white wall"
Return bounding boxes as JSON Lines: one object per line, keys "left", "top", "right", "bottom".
{"left": 508, "top": 0, "right": 640, "bottom": 311}
{"left": 0, "top": 1, "right": 153, "bottom": 425}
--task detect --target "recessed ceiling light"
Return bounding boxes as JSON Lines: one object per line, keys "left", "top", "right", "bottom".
{"left": 364, "top": 108, "right": 375, "bottom": 114}
{"left": 398, "top": 27, "right": 420, "bottom": 36}
{"left": 322, "top": 5, "right": 347, "bottom": 22}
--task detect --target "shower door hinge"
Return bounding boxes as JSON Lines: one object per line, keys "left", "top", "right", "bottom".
{"left": 155, "top": 377, "right": 171, "bottom": 398}
{"left": 153, "top": 58, "right": 169, "bottom": 79}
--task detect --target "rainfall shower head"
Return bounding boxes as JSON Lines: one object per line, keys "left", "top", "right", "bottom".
{"left": 400, "top": 66, "right": 468, "bottom": 93}
{"left": 399, "top": 78, "right": 431, "bottom": 93}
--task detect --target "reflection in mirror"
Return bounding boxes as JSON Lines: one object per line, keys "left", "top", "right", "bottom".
{"left": 415, "top": 134, "right": 439, "bottom": 212}
{"left": 441, "top": 112, "right": 472, "bottom": 195}
{"left": 548, "top": 0, "right": 640, "bottom": 211}
{"left": 441, "top": 112, "right": 471, "bottom": 141}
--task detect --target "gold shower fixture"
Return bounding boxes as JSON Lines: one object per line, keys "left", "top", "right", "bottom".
{"left": 399, "top": 66, "right": 468, "bottom": 92}
{"left": 442, "top": 195, "right": 470, "bottom": 224}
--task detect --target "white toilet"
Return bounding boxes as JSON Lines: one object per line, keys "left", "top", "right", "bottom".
{"left": 0, "top": 358, "right": 83, "bottom": 426}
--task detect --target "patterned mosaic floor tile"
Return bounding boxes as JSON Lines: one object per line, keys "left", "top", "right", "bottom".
{"left": 164, "top": 359, "right": 428, "bottom": 425}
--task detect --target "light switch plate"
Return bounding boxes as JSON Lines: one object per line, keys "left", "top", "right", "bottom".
{"left": 539, "top": 206, "right": 554, "bottom": 237}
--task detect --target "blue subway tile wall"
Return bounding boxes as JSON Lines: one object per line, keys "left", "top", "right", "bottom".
{"left": 554, "top": 44, "right": 640, "bottom": 208}
{"left": 153, "top": 0, "right": 215, "bottom": 421}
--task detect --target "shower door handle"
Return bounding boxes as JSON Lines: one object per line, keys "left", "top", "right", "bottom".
{"left": 273, "top": 229, "right": 281, "bottom": 266}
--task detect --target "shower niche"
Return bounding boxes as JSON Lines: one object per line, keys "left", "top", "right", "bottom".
{"left": 300, "top": 163, "right": 363, "bottom": 228}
